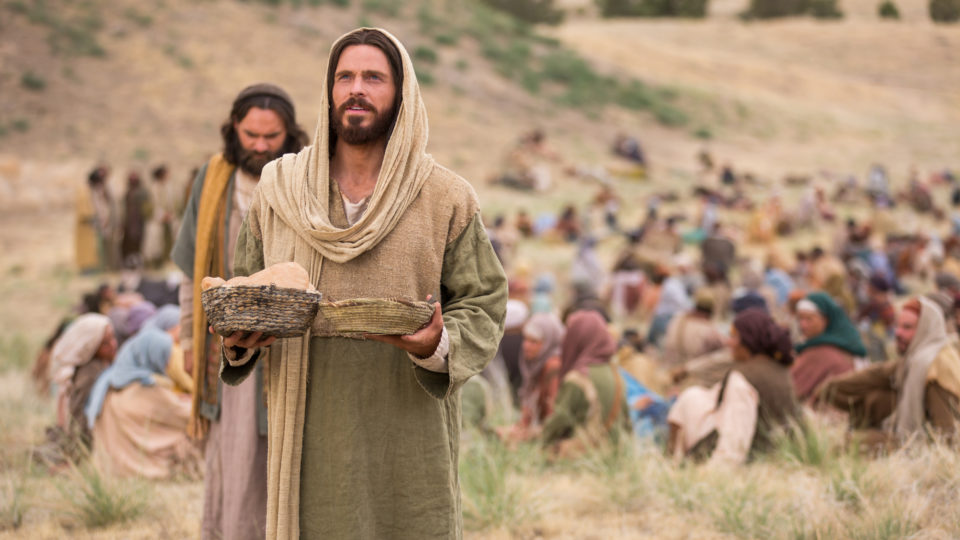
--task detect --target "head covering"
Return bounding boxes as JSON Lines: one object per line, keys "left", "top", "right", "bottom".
{"left": 518, "top": 313, "right": 565, "bottom": 424}
{"left": 49, "top": 314, "right": 112, "bottom": 428}
{"left": 251, "top": 29, "right": 445, "bottom": 539}
{"left": 795, "top": 291, "right": 867, "bottom": 357}
{"left": 935, "top": 272, "right": 960, "bottom": 293}
{"left": 693, "top": 288, "right": 715, "bottom": 313}
{"left": 504, "top": 299, "right": 530, "bottom": 331}
{"left": 235, "top": 82, "right": 296, "bottom": 117}
{"left": 892, "top": 297, "right": 957, "bottom": 437}
{"left": 732, "top": 291, "right": 768, "bottom": 314}
{"left": 142, "top": 304, "right": 181, "bottom": 332}
{"left": 733, "top": 309, "right": 794, "bottom": 366}
{"left": 256, "top": 28, "right": 435, "bottom": 265}
{"left": 924, "top": 292, "right": 954, "bottom": 326}
{"left": 560, "top": 310, "right": 616, "bottom": 377}
{"left": 84, "top": 328, "right": 173, "bottom": 429}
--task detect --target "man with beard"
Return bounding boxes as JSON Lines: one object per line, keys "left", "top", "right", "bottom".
{"left": 819, "top": 297, "right": 960, "bottom": 451}
{"left": 218, "top": 29, "right": 507, "bottom": 538}
{"left": 171, "top": 83, "right": 308, "bottom": 540}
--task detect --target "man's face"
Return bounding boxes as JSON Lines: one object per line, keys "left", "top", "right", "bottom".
{"left": 331, "top": 44, "right": 397, "bottom": 146}
{"left": 233, "top": 107, "right": 287, "bottom": 176}
{"left": 796, "top": 310, "right": 827, "bottom": 339}
{"left": 895, "top": 309, "right": 920, "bottom": 355}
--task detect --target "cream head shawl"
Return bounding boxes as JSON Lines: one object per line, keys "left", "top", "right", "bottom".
{"left": 49, "top": 314, "right": 111, "bottom": 429}
{"left": 253, "top": 28, "right": 435, "bottom": 539}
{"left": 891, "top": 297, "right": 951, "bottom": 438}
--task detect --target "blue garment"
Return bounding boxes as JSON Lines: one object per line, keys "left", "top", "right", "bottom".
{"left": 618, "top": 368, "right": 671, "bottom": 438}
{"left": 764, "top": 268, "right": 794, "bottom": 306}
{"left": 141, "top": 304, "right": 180, "bottom": 332}
{"left": 84, "top": 327, "right": 172, "bottom": 429}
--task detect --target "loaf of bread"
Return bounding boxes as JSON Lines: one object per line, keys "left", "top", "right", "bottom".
{"left": 201, "top": 262, "right": 315, "bottom": 291}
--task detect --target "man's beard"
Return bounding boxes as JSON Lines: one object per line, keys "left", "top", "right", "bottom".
{"left": 237, "top": 145, "right": 283, "bottom": 177}
{"left": 333, "top": 97, "right": 394, "bottom": 146}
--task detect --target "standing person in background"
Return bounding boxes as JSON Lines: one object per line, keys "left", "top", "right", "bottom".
{"left": 120, "top": 171, "right": 153, "bottom": 268}
{"left": 75, "top": 165, "right": 115, "bottom": 273}
{"left": 143, "top": 164, "right": 180, "bottom": 268}
{"left": 171, "top": 83, "right": 308, "bottom": 540}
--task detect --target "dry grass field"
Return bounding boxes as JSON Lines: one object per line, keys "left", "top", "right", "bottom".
{"left": 2, "top": 0, "right": 960, "bottom": 537}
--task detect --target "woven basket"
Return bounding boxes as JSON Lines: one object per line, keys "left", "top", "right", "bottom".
{"left": 201, "top": 285, "right": 322, "bottom": 338}
{"left": 316, "top": 297, "right": 434, "bottom": 337}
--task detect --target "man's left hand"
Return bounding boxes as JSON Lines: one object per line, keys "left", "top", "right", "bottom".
{"left": 366, "top": 295, "right": 443, "bottom": 358}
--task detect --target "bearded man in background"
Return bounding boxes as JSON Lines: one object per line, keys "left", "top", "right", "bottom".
{"left": 171, "top": 83, "right": 308, "bottom": 540}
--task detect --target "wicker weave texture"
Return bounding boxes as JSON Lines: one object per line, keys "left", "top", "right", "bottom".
{"left": 316, "top": 297, "right": 434, "bottom": 337}
{"left": 201, "top": 285, "right": 322, "bottom": 338}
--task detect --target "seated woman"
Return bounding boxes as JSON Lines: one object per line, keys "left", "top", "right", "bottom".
{"left": 818, "top": 297, "right": 960, "bottom": 451}
{"left": 501, "top": 313, "right": 565, "bottom": 441}
{"left": 538, "top": 311, "right": 628, "bottom": 456}
{"left": 791, "top": 292, "right": 865, "bottom": 403}
{"left": 85, "top": 322, "right": 198, "bottom": 479}
{"left": 667, "top": 309, "right": 802, "bottom": 465}
{"left": 47, "top": 314, "right": 118, "bottom": 456}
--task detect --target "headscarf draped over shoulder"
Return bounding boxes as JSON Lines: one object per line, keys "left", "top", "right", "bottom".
{"left": 795, "top": 291, "right": 866, "bottom": 357}
{"left": 50, "top": 314, "right": 111, "bottom": 428}
{"left": 255, "top": 27, "right": 436, "bottom": 264}
{"left": 560, "top": 310, "right": 616, "bottom": 378}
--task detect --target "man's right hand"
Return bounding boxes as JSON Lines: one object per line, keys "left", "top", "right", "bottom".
{"left": 223, "top": 331, "right": 277, "bottom": 351}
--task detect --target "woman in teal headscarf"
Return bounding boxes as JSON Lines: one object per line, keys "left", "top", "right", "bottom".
{"left": 791, "top": 291, "right": 865, "bottom": 402}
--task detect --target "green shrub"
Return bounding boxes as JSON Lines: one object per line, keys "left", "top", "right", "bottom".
{"left": 20, "top": 71, "right": 46, "bottom": 91}
{"left": 434, "top": 33, "right": 458, "bottom": 46}
{"left": 415, "top": 67, "right": 435, "bottom": 86}
{"left": 122, "top": 7, "right": 153, "bottom": 27}
{"left": 744, "top": 0, "right": 808, "bottom": 18}
{"left": 810, "top": 0, "right": 843, "bottom": 18}
{"left": 11, "top": 119, "right": 30, "bottom": 133}
{"left": 878, "top": 0, "right": 900, "bottom": 18}
{"left": 414, "top": 45, "right": 438, "bottom": 64}
{"left": 930, "top": 0, "right": 960, "bottom": 21}
{"left": 598, "top": 0, "right": 707, "bottom": 16}
{"left": 454, "top": 58, "right": 469, "bottom": 71}
{"left": 694, "top": 126, "right": 713, "bottom": 139}
{"left": 480, "top": 0, "right": 564, "bottom": 24}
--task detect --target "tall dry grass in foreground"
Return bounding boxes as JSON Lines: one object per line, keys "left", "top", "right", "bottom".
{"left": 1, "top": 362, "right": 958, "bottom": 538}
{"left": 461, "top": 414, "right": 960, "bottom": 539}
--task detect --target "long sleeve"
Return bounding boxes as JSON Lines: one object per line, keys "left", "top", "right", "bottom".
{"left": 708, "top": 371, "right": 759, "bottom": 467}
{"left": 413, "top": 213, "right": 508, "bottom": 399}
{"left": 925, "top": 381, "right": 960, "bottom": 437}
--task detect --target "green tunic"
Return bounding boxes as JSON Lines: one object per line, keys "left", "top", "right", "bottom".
{"left": 221, "top": 168, "right": 507, "bottom": 539}
{"left": 541, "top": 364, "right": 630, "bottom": 447}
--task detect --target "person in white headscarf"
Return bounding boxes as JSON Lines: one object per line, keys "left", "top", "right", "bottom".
{"left": 48, "top": 313, "right": 118, "bottom": 447}
{"left": 819, "top": 297, "right": 960, "bottom": 450}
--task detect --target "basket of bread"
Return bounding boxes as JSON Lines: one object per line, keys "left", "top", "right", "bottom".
{"left": 201, "top": 262, "right": 322, "bottom": 338}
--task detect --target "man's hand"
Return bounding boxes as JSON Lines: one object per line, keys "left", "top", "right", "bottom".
{"left": 222, "top": 330, "right": 277, "bottom": 351}
{"left": 365, "top": 295, "right": 443, "bottom": 358}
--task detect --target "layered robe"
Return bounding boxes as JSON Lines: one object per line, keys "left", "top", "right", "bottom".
{"left": 171, "top": 157, "right": 268, "bottom": 540}
{"left": 223, "top": 168, "right": 507, "bottom": 538}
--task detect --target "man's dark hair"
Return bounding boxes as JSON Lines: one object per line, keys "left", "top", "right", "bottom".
{"left": 326, "top": 29, "right": 404, "bottom": 148}
{"left": 220, "top": 87, "right": 309, "bottom": 168}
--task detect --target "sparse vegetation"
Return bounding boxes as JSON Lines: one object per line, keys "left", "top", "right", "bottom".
{"left": 930, "top": 0, "right": 960, "bottom": 21}
{"left": 11, "top": 119, "right": 30, "bottom": 133}
{"left": 0, "top": 334, "right": 32, "bottom": 373}
{"left": 56, "top": 463, "right": 150, "bottom": 529}
{"left": 597, "top": 0, "right": 709, "bottom": 18}
{"left": 480, "top": 0, "right": 565, "bottom": 24}
{"left": 0, "top": 472, "right": 28, "bottom": 531}
{"left": 414, "top": 45, "right": 439, "bottom": 64}
{"left": 8, "top": 0, "right": 106, "bottom": 57}
{"left": 122, "top": 7, "right": 153, "bottom": 27}
{"left": 878, "top": 0, "right": 900, "bottom": 18}
{"left": 20, "top": 71, "right": 46, "bottom": 91}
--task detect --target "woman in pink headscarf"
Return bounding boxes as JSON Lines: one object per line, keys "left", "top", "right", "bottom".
{"left": 559, "top": 310, "right": 618, "bottom": 378}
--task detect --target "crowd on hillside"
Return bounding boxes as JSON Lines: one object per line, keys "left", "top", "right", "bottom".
{"left": 33, "top": 133, "right": 960, "bottom": 484}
